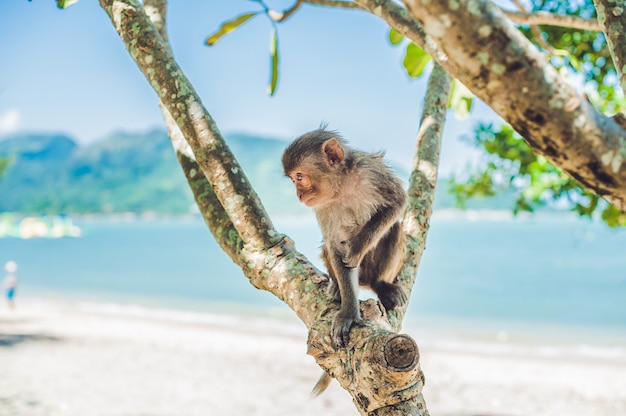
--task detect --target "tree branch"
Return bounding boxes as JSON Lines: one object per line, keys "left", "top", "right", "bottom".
{"left": 392, "top": 63, "right": 451, "bottom": 330}
{"left": 593, "top": 0, "right": 626, "bottom": 94}
{"left": 392, "top": 0, "right": 626, "bottom": 211}
{"left": 143, "top": 0, "right": 241, "bottom": 264}
{"left": 503, "top": 9, "right": 601, "bottom": 31}
{"left": 99, "top": 0, "right": 280, "bottom": 251}
{"left": 267, "top": 0, "right": 362, "bottom": 23}
{"left": 510, "top": 0, "right": 554, "bottom": 53}
{"left": 267, "top": 0, "right": 304, "bottom": 22}
{"left": 304, "top": 0, "right": 362, "bottom": 9}
{"left": 99, "top": 1, "right": 429, "bottom": 413}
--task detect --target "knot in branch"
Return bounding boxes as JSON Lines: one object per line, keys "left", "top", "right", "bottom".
{"left": 383, "top": 334, "right": 419, "bottom": 371}
{"left": 307, "top": 299, "right": 424, "bottom": 413}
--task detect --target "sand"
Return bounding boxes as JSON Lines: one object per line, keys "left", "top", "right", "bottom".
{"left": 1, "top": 298, "right": 625, "bottom": 416}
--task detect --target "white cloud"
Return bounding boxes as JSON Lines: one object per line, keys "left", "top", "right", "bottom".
{"left": 0, "top": 109, "right": 20, "bottom": 135}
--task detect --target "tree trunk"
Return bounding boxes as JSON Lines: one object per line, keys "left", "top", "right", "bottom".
{"left": 98, "top": 0, "right": 447, "bottom": 414}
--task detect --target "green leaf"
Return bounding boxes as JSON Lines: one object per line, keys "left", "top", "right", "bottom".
{"left": 267, "top": 26, "right": 279, "bottom": 96}
{"left": 601, "top": 204, "right": 626, "bottom": 227}
{"left": 56, "top": 0, "right": 79, "bottom": 8}
{"left": 0, "top": 157, "right": 10, "bottom": 179}
{"left": 448, "top": 79, "right": 473, "bottom": 119}
{"left": 388, "top": 28, "right": 404, "bottom": 46}
{"left": 403, "top": 43, "right": 431, "bottom": 78}
{"left": 205, "top": 12, "right": 259, "bottom": 46}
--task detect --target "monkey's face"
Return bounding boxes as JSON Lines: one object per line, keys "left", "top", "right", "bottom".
{"left": 288, "top": 171, "right": 318, "bottom": 207}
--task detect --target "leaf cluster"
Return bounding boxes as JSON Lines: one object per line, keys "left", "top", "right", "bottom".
{"left": 444, "top": 0, "right": 626, "bottom": 226}
{"left": 0, "top": 157, "right": 9, "bottom": 179}
{"left": 389, "top": 28, "right": 472, "bottom": 119}
{"left": 449, "top": 123, "right": 626, "bottom": 227}
{"left": 522, "top": 0, "right": 625, "bottom": 114}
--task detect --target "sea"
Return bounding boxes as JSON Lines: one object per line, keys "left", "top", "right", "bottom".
{"left": 2, "top": 211, "right": 626, "bottom": 361}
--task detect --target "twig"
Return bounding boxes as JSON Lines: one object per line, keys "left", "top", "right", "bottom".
{"left": 502, "top": 9, "right": 601, "bottom": 31}
{"left": 304, "top": 0, "right": 362, "bottom": 9}
{"left": 511, "top": 0, "right": 554, "bottom": 53}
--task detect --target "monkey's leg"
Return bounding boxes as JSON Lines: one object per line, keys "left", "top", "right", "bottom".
{"left": 321, "top": 245, "right": 341, "bottom": 303}
{"left": 372, "top": 280, "right": 407, "bottom": 311}
{"left": 362, "top": 224, "right": 408, "bottom": 311}
{"left": 330, "top": 251, "right": 364, "bottom": 348}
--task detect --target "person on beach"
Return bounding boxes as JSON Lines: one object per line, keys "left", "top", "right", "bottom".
{"left": 3, "top": 261, "right": 18, "bottom": 310}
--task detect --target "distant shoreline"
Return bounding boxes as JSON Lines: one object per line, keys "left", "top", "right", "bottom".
{"left": 1, "top": 209, "right": 563, "bottom": 239}
{"left": 1, "top": 207, "right": 586, "bottom": 224}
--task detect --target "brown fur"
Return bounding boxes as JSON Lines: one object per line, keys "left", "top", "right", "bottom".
{"left": 283, "top": 128, "right": 408, "bottom": 396}
{"left": 283, "top": 128, "right": 408, "bottom": 342}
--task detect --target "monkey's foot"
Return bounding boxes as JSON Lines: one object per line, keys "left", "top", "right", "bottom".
{"left": 331, "top": 313, "right": 365, "bottom": 349}
{"left": 375, "top": 282, "right": 408, "bottom": 311}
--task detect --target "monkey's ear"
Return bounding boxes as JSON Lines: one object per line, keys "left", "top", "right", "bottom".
{"left": 322, "top": 139, "right": 345, "bottom": 166}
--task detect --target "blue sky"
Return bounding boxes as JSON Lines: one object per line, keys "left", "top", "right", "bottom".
{"left": 0, "top": 0, "right": 499, "bottom": 174}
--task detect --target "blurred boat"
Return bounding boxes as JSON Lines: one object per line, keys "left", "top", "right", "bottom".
{"left": 0, "top": 214, "right": 81, "bottom": 239}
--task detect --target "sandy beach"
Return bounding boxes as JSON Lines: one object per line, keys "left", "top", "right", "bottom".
{"left": 1, "top": 298, "right": 625, "bottom": 416}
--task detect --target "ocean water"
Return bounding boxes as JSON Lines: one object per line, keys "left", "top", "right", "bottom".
{"left": 2, "top": 212, "right": 626, "bottom": 355}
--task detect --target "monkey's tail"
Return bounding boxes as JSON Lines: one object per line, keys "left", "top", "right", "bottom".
{"left": 310, "top": 372, "right": 333, "bottom": 397}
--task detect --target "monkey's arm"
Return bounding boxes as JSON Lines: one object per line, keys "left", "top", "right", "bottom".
{"left": 342, "top": 204, "right": 403, "bottom": 268}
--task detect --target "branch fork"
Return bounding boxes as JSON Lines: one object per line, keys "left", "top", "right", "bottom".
{"left": 308, "top": 299, "right": 424, "bottom": 413}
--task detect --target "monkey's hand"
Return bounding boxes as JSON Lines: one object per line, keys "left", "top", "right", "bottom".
{"left": 332, "top": 310, "right": 364, "bottom": 349}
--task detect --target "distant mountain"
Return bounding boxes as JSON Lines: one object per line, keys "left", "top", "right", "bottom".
{"left": 0, "top": 130, "right": 516, "bottom": 215}
{"left": 0, "top": 130, "right": 306, "bottom": 215}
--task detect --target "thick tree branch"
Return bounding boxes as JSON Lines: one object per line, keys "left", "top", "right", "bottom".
{"left": 354, "top": 0, "right": 626, "bottom": 209}
{"left": 144, "top": 0, "right": 241, "bottom": 264}
{"left": 593, "top": 0, "right": 626, "bottom": 94}
{"left": 117, "top": 0, "right": 324, "bottom": 323}
{"left": 303, "top": 0, "right": 602, "bottom": 30}
{"left": 392, "top": 63, "right": 451, "bottom": 330}
{"left": 393, "top": 0, "right": 626, "bottom": 211}
{"left": 100, "top": 0, "right": 280, "bottom": 251}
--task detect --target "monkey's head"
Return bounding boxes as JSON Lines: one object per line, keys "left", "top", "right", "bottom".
{"left": 282, "top": 128, "right": 347, "bottom": 207}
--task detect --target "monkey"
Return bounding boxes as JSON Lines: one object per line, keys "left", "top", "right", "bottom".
{"left": 282, "top": 127, "right": 408, "bottom": 351}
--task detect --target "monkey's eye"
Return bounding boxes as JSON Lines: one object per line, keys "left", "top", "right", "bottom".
{"left": 295, "top": 173, "right": 303, "bottom": 182}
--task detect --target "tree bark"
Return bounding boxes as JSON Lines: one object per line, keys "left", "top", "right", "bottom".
{"left": 142, "top": 0, "right": 242, "bottom": 264}
{"left": 594, "top": 0, "right": 626, "bottom": 94}
{"left": 100, "top": 0, "right": 278, "bottom": 251}
{"left": 392, "top": 63, "right": 450, "bottom": 331}
{"left": 356, "top": 0, "right": 626, "bottom": 211}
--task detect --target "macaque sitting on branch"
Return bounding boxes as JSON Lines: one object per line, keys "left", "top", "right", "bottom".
{"left": 282, "top": 127, "right": 408, "bottom": 351}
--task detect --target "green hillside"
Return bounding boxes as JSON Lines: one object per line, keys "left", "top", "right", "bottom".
{"left": 0, "top": 130, "right": 517, "bottom": 215}
{"left": 0, "top": 130, "right": 304, "bottom": 215}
